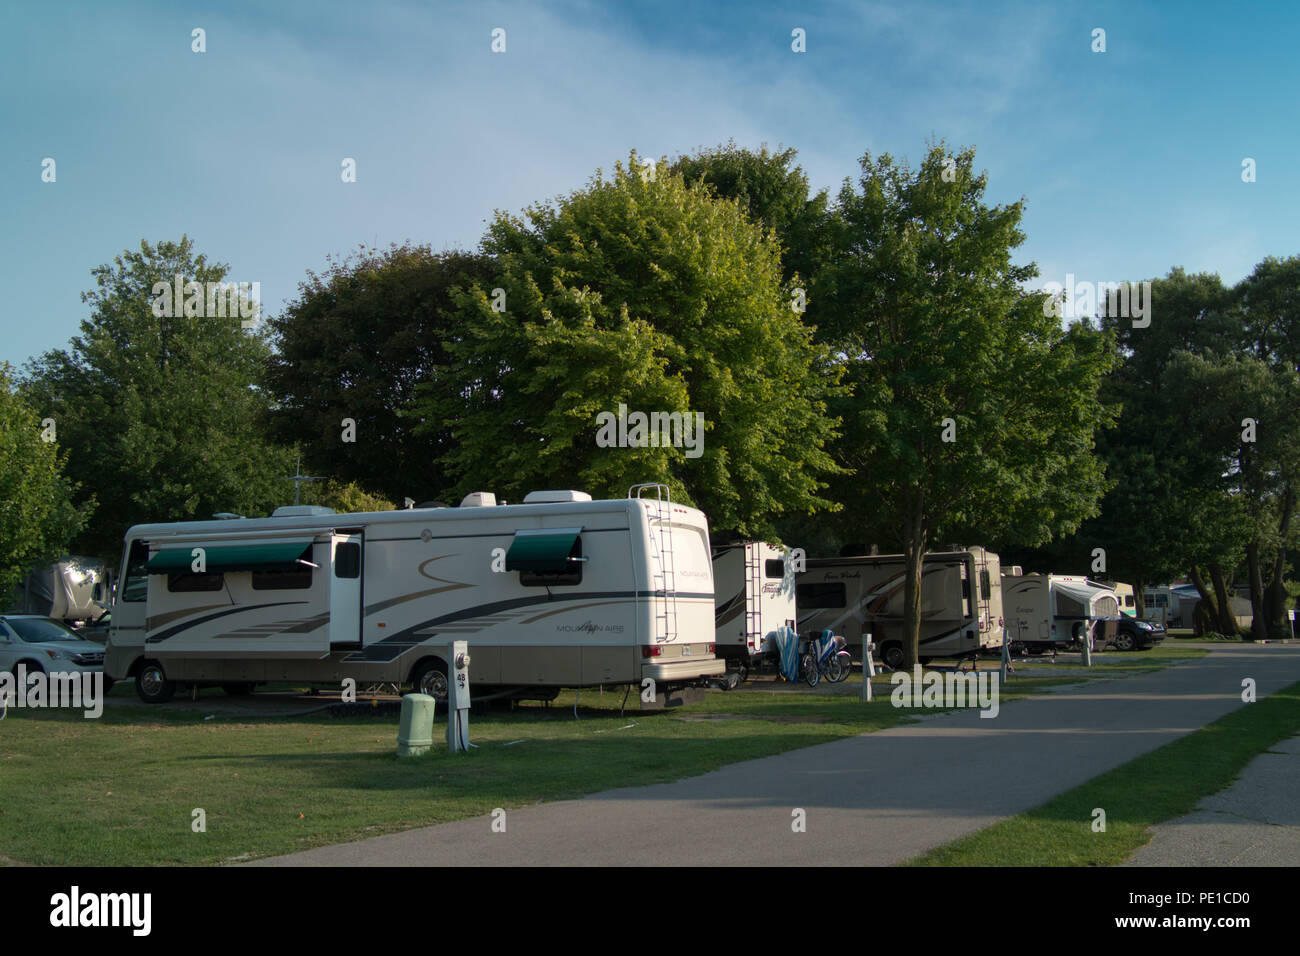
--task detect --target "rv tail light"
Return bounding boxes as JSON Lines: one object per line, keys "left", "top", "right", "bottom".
{"left": 641, "top": 646, "right": 662, "bottom": 658}
{"left": 707, "top": 643, "right": 715, "bottom": 654}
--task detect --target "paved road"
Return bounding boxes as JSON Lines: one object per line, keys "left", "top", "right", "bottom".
{"left": 1124, "top": 731, "right": 1300, "bottom": 867}
{"left": 251, "top": 644, "right": 1300, "bottom": 866}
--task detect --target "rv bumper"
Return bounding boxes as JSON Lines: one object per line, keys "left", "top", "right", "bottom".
{"left": 641, "top": 658, "right": 726, "bottom": 682}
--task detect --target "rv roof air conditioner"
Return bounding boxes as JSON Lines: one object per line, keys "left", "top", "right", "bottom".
{"left": 522, "top": 490, "right": 592, "bottom": 504}
{"left": 270, "top": 505, "right": 336, "bottom": 517}
{"left": 459, "top": 492, "right": 497, "bottom": 508}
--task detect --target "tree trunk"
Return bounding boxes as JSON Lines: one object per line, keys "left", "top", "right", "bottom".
{"left": 1264, "top": 487, "right": 1294, "bottom": 638}
{"left": 1133, "top": 577, "right": 1146, "bottom": 619}
{"left": 1193, "top": 602, "right": 1213, "bottom": 638}
{"left": 900, "top": 503, "right": 926, "bottom": 670}
{"left": 1246, "top": 540, "right": 1269, "bottom": 641}
{"left": 1209, "top": 563, "right": 1239, "bottom": 636}
{"left": 1188, "top": 566, "right": 1217, "bottom": 637}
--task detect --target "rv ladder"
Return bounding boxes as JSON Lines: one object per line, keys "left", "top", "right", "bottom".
{"left": 631, "top": 484, "right": 678, "bottom": 642}
{"left": 744, "top": 543, "right": 762, "bottom": 649}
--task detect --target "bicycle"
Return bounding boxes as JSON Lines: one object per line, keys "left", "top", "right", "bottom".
{"left": 799, "top": 630, "right": 852, "bottom": 687}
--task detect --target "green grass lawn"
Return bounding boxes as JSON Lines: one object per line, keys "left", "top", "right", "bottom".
{"left": 908, "top": 676, "right": 1300, "bottom": 866}
{"left": 0, "top": 647, "right": 1204, "bottom": 866}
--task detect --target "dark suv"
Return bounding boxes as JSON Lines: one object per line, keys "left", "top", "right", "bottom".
{"left": 1107, "top": 616, "right": 1166, "bottom": 652}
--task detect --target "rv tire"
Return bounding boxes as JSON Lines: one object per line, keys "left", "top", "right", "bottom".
{"left": 879, "top": 642, "right": 904, "bottom": 670}
{"left": 135, "top": 661, "right": 175, "bottom": 704}
{"left": 410, "top": 658, "right": 449, "bottom": 702}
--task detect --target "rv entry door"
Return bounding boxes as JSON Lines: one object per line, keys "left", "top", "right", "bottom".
{"left": 329, "top": 533, "right": 363, "bottom": 647}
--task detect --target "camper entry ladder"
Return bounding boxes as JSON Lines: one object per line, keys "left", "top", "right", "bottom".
{"left": 744, "top": 543, "right": 762, "bottom": 647}
{"left": 630, "top": 483, "right": 679, "bottom": 643}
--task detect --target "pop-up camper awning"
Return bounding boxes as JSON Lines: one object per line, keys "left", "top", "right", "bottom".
{"left": 505, "top": 528, "right": 581, "bottom": 573}
{"left": 145, "top": 541, "right": 315, "bottom": 574}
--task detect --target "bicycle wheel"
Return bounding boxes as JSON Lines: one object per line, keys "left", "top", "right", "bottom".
{"left": 822, "top": 655, "right": 843, "bottom": 683}
{"left": 829, "top": 654, "right": 850, "bottom": 683}
{"left": 802, "top": 653, "right": 820, "bottom": 687}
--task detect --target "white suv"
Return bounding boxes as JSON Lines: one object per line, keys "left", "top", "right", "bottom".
{"left": 0, "top": 615, "right": 111, "bottom": 689}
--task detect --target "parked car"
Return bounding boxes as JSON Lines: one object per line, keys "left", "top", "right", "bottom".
{"left": 1105, "top": 615, "right": 1166, "bottom": 652}
{"left": 0, "top": 615, "right": 111, "bottom": 689}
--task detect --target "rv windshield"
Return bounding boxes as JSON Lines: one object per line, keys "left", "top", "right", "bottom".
{"left": 6, "top": 618, "right": 82, "bottom": 643}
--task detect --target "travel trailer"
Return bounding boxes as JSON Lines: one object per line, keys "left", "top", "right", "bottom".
{"left": 1003, "top": 573, "right": 1120, "bottom": 654}
{"left": 1142, "top": 584, "right": 1210, "bottom": 628}
{"left": 711, "top": 541, "right": 797, "bottom": 679}
{"left": 795, "top": 546, "right": 1005, "bottom": 669}
{"left": 6, "top": 558, "right": 113, "bottom": 625}
{"left": 105, "top": 485, "right": 725, "bottom": 703}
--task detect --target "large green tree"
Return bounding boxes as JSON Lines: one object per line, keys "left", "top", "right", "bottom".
{"left": 670, "top": 142, "right": 831, "bottom": 291}
{"left": 264, "top": 244, "right": 494, "bottom": 503}
{"left": 1237, "top": 255, "right": 1300, "bottom": 634}
{"left": 22, "top": 238, "right": 296, "bottom": 557}
{"left": 414, "top": 153, "right": 841, "bottom": 539}
{"left": 0, "top": 364, "right": 88, "bottom": 594}
{"left": 1064, "top": 269, "right": 1244, "bottom": 626}
{"left": 816, "top": 144, "right": 1117, "bottom": 666}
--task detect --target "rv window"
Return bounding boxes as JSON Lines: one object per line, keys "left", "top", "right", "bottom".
{"left": 519, "top": 537, "right": 583, "bottom": 587}
{"left": 796, "top": 582, "right": 846, "bottom": 609}
{"left": 251, "top": 568, "right": 313, "bottom": 590}
{"left": 121, "top": 541, "right": 150, "bottom": 603}
{"left": 980, "top": 570, "right": 991, "bottom": 601}
{"left": 765, "top": 559, "right": 785, "bottom": 579}
{"left": 167, "top": 573, "right": 224, "bottom": 593}
{"left": 334, "top": 542, "right": 361, "bottom": 579}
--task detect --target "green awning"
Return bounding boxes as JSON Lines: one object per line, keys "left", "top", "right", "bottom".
{"left": 505, "top": 528, "right": 581, "bottom": 573}
{"left": 145, "top": 540, "right": 315, "bottom": 574}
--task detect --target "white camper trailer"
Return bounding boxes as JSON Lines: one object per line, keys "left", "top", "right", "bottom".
{"left": 7, "top": 557, "right": 113, "bottom": 625}
{"left": 106, "top": 484, "right": 724, "bottom": 703}
{"left": 1003, "top": 573, "right": 1120, "bottom": 654}
{"left": 795, "top": 546, "right": 1005, "bottom": 669}
{"left": 711, "top": 541, "right": 797, "bottom": 678}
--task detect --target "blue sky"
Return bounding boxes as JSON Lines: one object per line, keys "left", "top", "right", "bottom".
{"left": 2, "top": 0, "right": 1294, "bottom": 369}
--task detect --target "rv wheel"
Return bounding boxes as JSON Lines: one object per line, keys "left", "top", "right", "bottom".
{"left": 411, "top": 659, "right": 449, "bottom": 702}
{"left": 880, "top": 643, "right": 904, "bottom": 670}
{"left": 135, "top": 662, "right": 175, "bottom": 704}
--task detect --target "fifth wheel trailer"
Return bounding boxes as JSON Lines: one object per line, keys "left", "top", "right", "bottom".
{"left": 6, "top": 558, "right": 113, "bottom": 625}
{"left": 105, "top": 484, "right": 724, "bottom": 703}
{"left": 795, "top": 546, "right": 1005, "bottom": 669}
{"left": 711, "top": 541, "right": 797, "bottom": 677}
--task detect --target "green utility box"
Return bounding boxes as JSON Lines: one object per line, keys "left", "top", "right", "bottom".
{"left": 397, "top": 693, "right": 436, "bottom": 757}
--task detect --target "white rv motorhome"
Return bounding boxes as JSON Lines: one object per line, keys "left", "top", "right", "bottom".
{"left": 1003, "top": 573, "right": 1120, "bottom": 654}
{"left": 795, "top": 546, "right": 1005, "bottom": 669}
{"left": 106, "top": 485, "right": 724, "bottom": 703}
{"left": 711, "top": 541, "right": 797, "bottom": 678}
{"left": 1102, "top": 582, "right": 1137, "bottom": 618}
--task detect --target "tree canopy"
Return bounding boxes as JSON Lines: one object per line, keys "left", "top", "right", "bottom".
{"left": 414, "top": 152, "right": 841, "bottom": 540}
